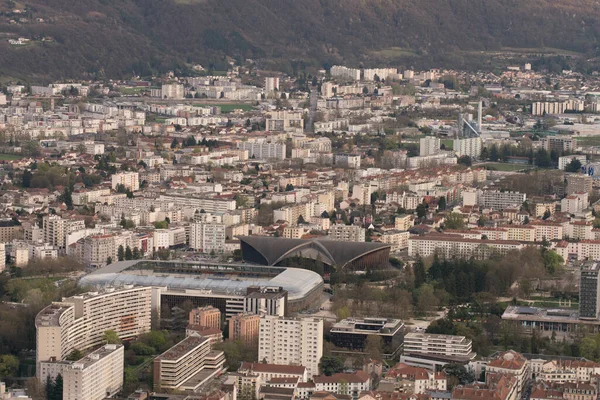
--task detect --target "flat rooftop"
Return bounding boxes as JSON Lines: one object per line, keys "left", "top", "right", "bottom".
{"left": 331, "top": 317, "right": 404, "bottom": 335}
{"left": 157, "top": 336, "right": 208, "bottom": 361}
{"left": 404, "top": 332, "right": 471, "bottom": 344}
{"left": 502, "top": 305, "right": 600, "bottom": 325}
{"left": 70, "top": 344, "right": 122, "bottom": 370}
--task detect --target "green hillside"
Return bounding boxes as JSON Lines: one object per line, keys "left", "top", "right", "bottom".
{"left": 1, "top": 0, "right": 599, "bottom": 81}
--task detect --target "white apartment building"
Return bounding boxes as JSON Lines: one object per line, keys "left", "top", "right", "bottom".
{"left": 111, "top": 172, "right": 140, "bottom": 191}
{"left": 477, "top": 190, "right": 526, "bottom": 210}
{"left": 273, "top": 203, "right": 312, "bottom": 225}
{"left": 238, "top": 140, "right": 286, "bottom": 160}
{"left": 35, "top": 286, "right": 152, "bottom": 377}
{"left": 562, "top": 192, "right": 589, "bottom": 214}
{"left": 265, "top": 77, "right": 280, "bottom": 93}
{"left": 266, "top": 111, "right": 304, "bottom": 133}
{"left": 63, "top": 344, "right": 124, "bottom": 400}
{"left": 329, "top": 224, "right": 366, "bottom": 242}
{"left": 9, "top": 242, "right": 28, "bottom": 267}
{"left": 401, "top": 333, "right": 476, "bottom": 371}
{"left": 330, "top": 66, "right": 361, "bottom": 81}
{"left": 335, "top": 154, "right": 361, "bottom": 169}
{"left": 72, "top": 188, "right": 111, "bottom": 206}
{"left": 189, "top": 222, "right": 226, "bottom": 253}
{"left": 378, "top": 230, "right": 410, "bottom": 252}
{"left": 559, "top": 155, "right": 587, "bottom": 171}
{"left": 258, "top": 316, "right": 323, "bottom": 378}
{"left": 419, "top": 136, "right": 440, "bottom": 157}
{"left": 408, "top": 234, "right": 523, "bottom": 259}
{"left": 161, "top": 83, "right": 184, "bottom": 99}
{"left": 43, "top": 214, "right": 66, "bottom": 250}
{"left": 29, "top": 243, "right": 58, "bottom": 260}
{"left": 453, "top": 137, "right": 482, "bottom": 159}
{"left": 532, "top": 100, "right": 584, "bottom": 116}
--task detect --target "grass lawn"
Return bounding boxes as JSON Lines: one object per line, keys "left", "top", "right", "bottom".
{"left": 119, "top": 87, "right": 146, "bottom": 95}
{"left": 482, "top": 162, "right": 532, "bottom": 172}
{"left": 0, "top": 154, "right": 22, "bottom": 161}
{"left": 575, "top": 136, "right": 600, "bottom": 147}
{"left": 441, "top": 139, "right": 453, "bottom": 150}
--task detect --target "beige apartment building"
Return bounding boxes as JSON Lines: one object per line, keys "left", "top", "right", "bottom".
{"left": 229, "top": 313, "right": 260, "bottom": 346}
{"left": 0, "top": 220, "right": 22, "bottom": 242}
{"left": 328, "top": 224, "right": 366, "bottom": 242}
{"left": 35, "top": 286, "right": 152, "bottom": 377}
{"left": 189, "top": 306, "right": 221, "bottom": 329}
{"left": 258, "top": 315, "right": 323, "bottom": 378}
{"left": 63, "top": 344, "right": 124, "bottom": 400}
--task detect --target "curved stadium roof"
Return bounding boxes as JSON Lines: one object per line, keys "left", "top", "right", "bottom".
{"left": 78, "top": 260, "right": 323, "bottom": 301}
{"left": 238, "top": 236, "right": 391, "bottom": 268}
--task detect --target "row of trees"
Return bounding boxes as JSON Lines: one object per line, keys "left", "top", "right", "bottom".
{"left": 482, "top": 142, "right": 573, "bottom": 168}
{"left": 116, "top": 245, "right": 144, "bottom": 262}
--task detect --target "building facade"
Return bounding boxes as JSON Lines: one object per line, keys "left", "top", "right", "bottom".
{"left": 258, "top": 316, "right": 323, "bottom": 377}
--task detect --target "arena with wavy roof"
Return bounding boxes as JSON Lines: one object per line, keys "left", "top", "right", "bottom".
{"left": 239, "top": 236, "right": 391, "bottom": 271}
{"left": 79, "top": 260, "right": 324, "bottom": 315}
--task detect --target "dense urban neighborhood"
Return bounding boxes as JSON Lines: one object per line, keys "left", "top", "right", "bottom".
{"left": 4, "top": 59, "right": 600, "bottom": 400}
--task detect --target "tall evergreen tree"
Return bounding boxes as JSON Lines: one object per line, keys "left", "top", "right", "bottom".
{"left": 414, "top": 258, "right": 426, "bottom": 289}
{"left": 118, "top": 245, "right": 125, "bottom": 261}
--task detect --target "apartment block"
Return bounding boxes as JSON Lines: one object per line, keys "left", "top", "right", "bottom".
{"left": 408, "top": 234, "right": 523, "bottom": 259}
{"left": 42, "top": 214, "right": 66, "bottom": 250}
{"left": 189, "top": 222, "right": 226, "bottom": 253}
{"left": 189, "top": 306, "right": 221, "bottom": 329}
{"left": 477, "top": 190, "right": 526, "bottom": 210}
{"left": 0, "top": 220, "right": 22, "bottom": 242}
{"left": 238, "top": 140, "right": 286, "bottom": 160}
{"left": 401, "top": 332, "right": 476, "bottom": 371}
{"left": 258, "top": 316, "right": 323, "bottom": 377}
{"left": 161, "top": 83, "right": 184, "bottom": 99}
{"left": 265, "top": 77, "right": 280, "bottom": 93}
{"left": 229, "top": 313, "right": 261, "bottom": 346}
{"left": 153, "top": 336, "right": 225, "bottom": 391}
{"left": 378, "top": 230, "right": 410, "bottom": 252}
{"left": 266, "top": 111, "right": 304, "bottom": 133}
{"left": 329, "top": 224, "right": 366, "bottom": 242}
{"left": 335, "top": 154, "right": 361, "bottom": 169}
{"left": 419, "top": 136, "right": 440, "bottom": 157}
{"left": 395, "top": 214, "right": 413, "bottom": 231}
{"left": 330, "top": 66, "right": 361, "bottom": 81}
{"left": 111, "top": 172, "right": 140, "bottom": 191}
{"left": 545, "top": 136, "right": 576, "bottom": 153}
{"left": 567, "top": 174, "right": 593, "bottom": 195}
{"left": 63, "top": 344, "right": 124, "bottom": 400}
{"left": 453, "top": 137, "right": 482, "bottom": 159}
{"left": 35, "top": 286, "right": 152, "bottom": 377}
{"left": 559, "top": 155, "right": 587, "bottom": 171}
